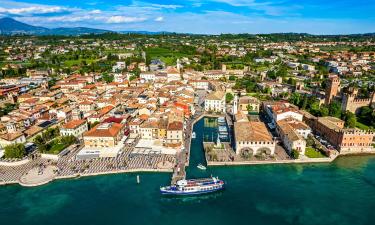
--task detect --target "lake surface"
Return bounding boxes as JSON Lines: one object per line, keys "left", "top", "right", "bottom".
{"left": 1, "top": 118, "right": 375, "bottom": 225}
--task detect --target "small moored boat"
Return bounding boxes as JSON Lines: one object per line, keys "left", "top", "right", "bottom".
{"left": 197, "top": 163, "right": 206, "bottom": 170}
{"left": 191, "top": 132, "right": 196, "bottom": 139}
{"left": 160, "top": 177, "right": 225, "bottom": 195}
{"left": 218, "top": 126, "right": 228, "bottom": 134}
{"left": 218, "top": 117, "right": 226, "bottom": 124}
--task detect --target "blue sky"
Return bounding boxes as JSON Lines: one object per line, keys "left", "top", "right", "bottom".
{"left": 0, "top": 0, "right": 374, "bottom": 34}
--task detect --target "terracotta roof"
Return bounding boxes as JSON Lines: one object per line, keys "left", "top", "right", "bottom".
{"left": 167, "top": 67, "right": 179, "bottom": 74}
{"left": 167, "top": 121, "right": 183, "bottom": 130}
{"left": 84, "top": 122, "right": 124, "bottom": 137}
{"left": 206, "top": 91, "right": 225, "bottom": 100}
{"left": 62, "top": 119, "right": 87, "bottom": 129}
{"left": 0, "top": 132, "right": 24, "bottom": 141}
{"left": 234, "top": 121, "right": 273, "bottom": 142}
{"left": 277, "top": 120, "right": 302, "bottom": 142}
{"left": 24, "top": 125, "right": 43, "bottom": 137}
{"left": 103, "top": 117, "right": 124, "bottom": 124}
{"left": 80, "top": 100, "right": 94, "bottom": 105}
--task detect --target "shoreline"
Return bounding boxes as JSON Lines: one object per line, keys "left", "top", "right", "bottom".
{"left": 207, "top": 152, "right": 375, "bottom": 166}
{"left": 1, "top": 152, "right": 374, "bottom": 187}
{"left": 1, "top": 168, "right": 173, "bottom": 187}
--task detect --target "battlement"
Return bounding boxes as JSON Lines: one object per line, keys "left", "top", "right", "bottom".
{"left": 339, "top": 128, "right": 374, "bottom": 135}
{"left": 346, "top": 95, "right": 372, "bottom": 103}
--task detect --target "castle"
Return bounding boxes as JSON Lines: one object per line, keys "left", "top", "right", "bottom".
{"left": 325, "top": 75, "right": 374, "bottom": 114}
{"left": 342, "top": 87, "right": 375, "bottom": 114}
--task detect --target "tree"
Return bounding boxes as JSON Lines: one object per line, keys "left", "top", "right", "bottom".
{"left": 301, "top": 96, "right": 308, "bottom": 110}
{"left": 129, "top": 75, "right": 137, "bottom": 81}
{"left": 267, "top": 70, "right": 276, "bottom": 79}
{"left": 320, "top": 106, "right": 329, "bottom": 117}
{"left": 289, "top": 93, "right": 301, "bottom": 106}
{"left": 291, "top": 149, "right": 300, "bottom": 159}
{"left": 61, "top": 135, "right": 77, "bottom": 146}
{"left": 88, "top": 121, "right": 100, "bottom": 130}
{"left": 287, "top": 77, "right": 296, "bottom": 86}
{"left": 276, "top": 65, "right": 288, "bottom": 77}
{"left": 358, "top": 106, "right": 375, "bottom": 127}
{"left": 228, "top": 75, "right": 236, "bottom": 81}
{"left": 4, "top": 143, "right": 26, "bottom": 159}
{"left": 246, "top": 104, "right": 253, "bottom": 113}
{"left": 102, "top": 73, "right": 114, "bottom": 83}
{"left": 343, "top": 111, "right": 357, "bottom": 128}
{"left": 225, "top": 93, "right": 234, "bottom": 103}
{"left": 328, "top": 101, "right": 342, "bottom": 118}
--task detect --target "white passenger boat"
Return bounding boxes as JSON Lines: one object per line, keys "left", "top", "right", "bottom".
{"left": 160, "top": 177, "right": 225, "bottom": 195}
{"left": 192, "top": 132, "right": 196, "bottom": 139}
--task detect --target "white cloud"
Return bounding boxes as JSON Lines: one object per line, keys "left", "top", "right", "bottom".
{"left": 90, "top": 10, "right": 102, "bottom": 14}
{"left": 0, "top": 6, "right": 73, "bottom": 15}
{"left": 16, "top": 15, "right": 95, "bottom": 23}
{"left": 155, "top": 16, "right": 164, "bottom": 22}
{"left": 210, "top": 0, "right": 257, "bottom": 7}
{"left": 106, "top": 16, "right": 147, "bottom": 24}
{"left": 149, "top": 4, "right": 183, "bottom": 9}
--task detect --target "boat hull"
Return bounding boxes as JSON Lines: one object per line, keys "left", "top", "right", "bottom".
{"left": 161, "top": 185, "right": 225, "bottom": 196}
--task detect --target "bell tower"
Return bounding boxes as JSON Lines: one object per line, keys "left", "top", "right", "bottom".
{"left": 233, "top": 94, "right": 238, "bottom": 115}
{"left": 325, "top": 75, "right": 340, "bottom": 105}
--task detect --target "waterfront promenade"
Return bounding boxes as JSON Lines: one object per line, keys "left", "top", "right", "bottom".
{"left": 0, "top": 141, "right": 175, "bottom": 186}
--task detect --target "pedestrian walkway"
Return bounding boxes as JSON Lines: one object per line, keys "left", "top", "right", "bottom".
{"left": 19, "top": 165, "right": 57, "bottom": 187}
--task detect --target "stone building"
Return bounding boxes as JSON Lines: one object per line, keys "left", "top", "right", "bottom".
{"left": 234, "top": 121, "right": 276, "bottom": 157}
{"left": 276, "top": 119, "right": 311, "bottom": 155}
{"left": 341, "top": 88, "right": 375, "bottom": 114}
{"left": 204, "top": 91, "right": 226, "bottom": 113}
{"left": 302, "top": 113, "right": 374, "bottom": 153}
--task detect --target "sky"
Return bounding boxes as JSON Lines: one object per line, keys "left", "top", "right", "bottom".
{"left": 0, "top": 0, "right": 374, "bottom": 34}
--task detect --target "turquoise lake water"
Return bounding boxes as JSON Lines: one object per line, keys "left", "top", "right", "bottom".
{"left": 1, "top": 118, "right": 375, "bottom": 225}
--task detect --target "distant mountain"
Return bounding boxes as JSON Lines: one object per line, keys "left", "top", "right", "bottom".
{"left": 0, "top": 17, "right": 110, "bottom": 35}
{"left": 1, "top": 17, "right": 374, "bottom": 37}
{"left": 120, "top": 31, "right": 174, "bottom": 35}
{"left": 45, "top": 27, "right": 111, "bottom": 36}
{"left": 0, "top": 17, "right": 48, "bottom": 35}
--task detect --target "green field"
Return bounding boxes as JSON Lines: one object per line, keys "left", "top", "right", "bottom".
{"left": 356, "top": 121, "right": 373, "bottom": 131}
{"left": 64, "top": 59, "right": 96, "bottom": 67}
{"left": 48, "top": 143, "right": 66, "bottom": 154}
{"left": 305, "top": 147, "right": 326, "bottom": 158}
{"left": 145, "top": 47, "right": 190, "bottom": 66}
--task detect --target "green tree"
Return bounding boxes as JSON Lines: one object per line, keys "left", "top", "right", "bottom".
{"left": 88, "top": 121, "right": 100, "bottom": 130}
{"left": 289, "top": 93, "right": 301, "bottom": 106}
{"left": 129, "top": 75, "right": 137, "bottom": 81}
{"left": 267, "top": 70, "right": 276, "bottom": 79}
{"left": 291, "top": 149, "right": 300, "bottom": 159}
{"left": 358, "top": 106, "right": 375, "bottom": 127}
{"left": 246, "top": 104, "right": 253, "bottom": 113}
{"left": 102, "top": 73, "right": 114, "bottom": 83}
{"left": 61, "top": 135, "right": 77, "bottom": 146}
{"left": 328, "top": 101, "right": 342, "bottom": 118}
{"left": 4, "top": 143, "right": 26, "bottom": 159}
{"left": 225, "top": 93, "right": 234, "bottom": 103}
{"left": 320, "top": 106, "right": 329, "bottom": 117}
{"left": 228, "top": 75, "right": 236, "bottom": 81}
{"left": 287, "top": 77, "right": 296, "bottom": 86}
{"left": 343, "top": 111, "right": 357, "bottom": 128}
{"left": 276, "top": 65, "right": 288, "bottom": 77}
